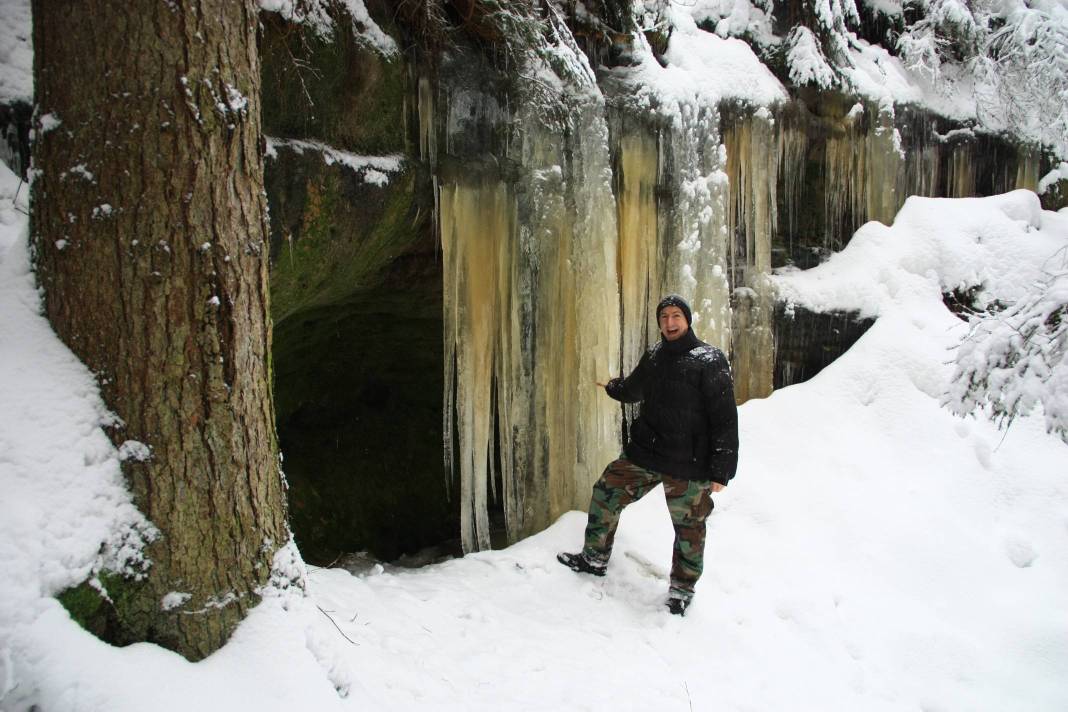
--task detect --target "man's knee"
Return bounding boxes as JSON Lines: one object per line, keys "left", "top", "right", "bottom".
{"left": 666, "top": 479, "right": 714, "bottom": 526}
{"left": 597, "top": 457, "right": 654, "bottom": 497}
{"left": 673, "top": 524, "right": 707, "bottom": 561}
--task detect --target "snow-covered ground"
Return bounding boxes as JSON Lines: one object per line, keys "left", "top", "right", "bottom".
{"left": 2, "top": 156, "right": 1067, "bottom": 709}
{"left": 0, "top": 0, "right": 29, "bottom": 106}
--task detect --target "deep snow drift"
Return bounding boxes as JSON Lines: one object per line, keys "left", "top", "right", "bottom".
{"left": 1, "top": 158, "right": 1066, "bottom": 709}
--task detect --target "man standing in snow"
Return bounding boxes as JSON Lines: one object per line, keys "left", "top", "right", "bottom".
{"left": 558, "top": 295, "right": 739, "bottom": 615}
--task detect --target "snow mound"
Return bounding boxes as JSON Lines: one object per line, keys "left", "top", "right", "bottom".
{"left": 0, "top": 160, "right": 155, "bottom": 706}
{"left": 774, "top": 190, "right": 1062, "bottom": 318}
{"left": 607, "top": 6, "right": 788, "bottom": 121}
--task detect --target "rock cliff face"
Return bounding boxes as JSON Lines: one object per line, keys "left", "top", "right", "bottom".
{"left": 254, "top": 1, "right": 1065, "bottom": 561}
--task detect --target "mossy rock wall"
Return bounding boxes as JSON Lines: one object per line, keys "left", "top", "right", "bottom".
{"left": 261, "top": 11, "right": 452, "bottom": 564}
{"left": 261, "top": 10, "right": 407, "bottom": 155}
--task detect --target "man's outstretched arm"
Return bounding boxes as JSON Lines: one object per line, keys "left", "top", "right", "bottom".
{"left": 602, "top": 352, "right": 651, "bottom": 404}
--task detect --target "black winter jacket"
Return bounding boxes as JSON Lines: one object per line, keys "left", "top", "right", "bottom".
{"left": 606, "top": 330, "right": 739, "bottom": 485}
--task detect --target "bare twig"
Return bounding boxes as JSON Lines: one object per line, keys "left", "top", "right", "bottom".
{"left": 317, "top": 604, "right": 360, "bottom": 646}
{"left": 12, "top": 178, "right": 27, "bottom": 215}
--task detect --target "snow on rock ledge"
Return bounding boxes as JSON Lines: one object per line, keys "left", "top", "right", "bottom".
{"left": 773, "top": 190, "right": 1065, "bottom": 318}
{"left": 265, "top": 137, "right": 404, "bottom": 187}
{"left": 607, "top": 6, "right": 788, "bottom": 120}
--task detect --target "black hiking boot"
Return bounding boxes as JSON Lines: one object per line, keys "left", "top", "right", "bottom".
{"left": 666, "top": 597, "right": 690, "bottom": 616}
{"left": 556, "top": 552, "right": 607, "bottom": 577}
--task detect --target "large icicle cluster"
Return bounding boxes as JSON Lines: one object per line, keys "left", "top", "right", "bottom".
{"left": 437, "top": 10, "right": 622, "bottom": 552}
{"left": 722, "top": 109, "right": 777, "bottom": 402}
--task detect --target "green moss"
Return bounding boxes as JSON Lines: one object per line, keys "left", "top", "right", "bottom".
{"left": 260, "top": 12, "right": 407, "bottom": 154}
{"left": 56, "top": 571, "right": 148, "bottom": 645}
{"left": 269, "top": 168, "right": 420, "bottom": 323}
{"left": 57, "top": 580, "right": 108, "bottom": 630}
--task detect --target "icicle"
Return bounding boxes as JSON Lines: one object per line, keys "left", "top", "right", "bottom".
{"left": 1014, "top": 147, "right": 1040, "bottom": 192}
{"left": 947, "top": 143, "right": 976, "bottom": 198}
{"left": 613, "top": 104, "right": 774, "bottom": 405}
{"left": 731, "top": 275, "right": 776, "bottom": 403}
{"left": 616, "top": 126, "right": 661, "bottom": 373}
{"left": 900, "top": 113, "right": 941, "bottom": 203}
{"left": 723, "top": 108, "right": 778, "bottom": 400}
{"left": 443, "top": 319, "right": 455, "bottom": 502}
{"left": 823, "top": 118, "right": 864, "bottom": 250}
{"left": 725, "top": 108, "right": 778, "bottom": 275}
{"left": 441, "top": 96, "right": 620, "bottom": 552}
{"left": 505, "top": 101, "right": 621, "bottom": 536}
{"left": 862, "top": 103, "right": 903, "bottom": 227}
{"left": 566, "top": 104, "right": 623, "bottom": 507}
{"left": 661, "top": 107, "right": 732, "bottom": 354}
{"left": 779, "top": 115, "right": 808, "bottom": 247}
{"left": 439, "top": 176, "right": 513, "bottom": 553}
{"left": 418, "top": 76, "right": 437, "bottom": 169}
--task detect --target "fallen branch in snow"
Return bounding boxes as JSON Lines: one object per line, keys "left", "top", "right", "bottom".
{"left": 12, "top": 178, "right": 26, "bottom": 216}
{"left": 317, "top": 605, "right": 360, "bottom": 646}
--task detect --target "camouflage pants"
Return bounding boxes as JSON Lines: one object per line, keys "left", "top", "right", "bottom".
{"left": 582, "top": 457, "right": 714, "bottom": 602}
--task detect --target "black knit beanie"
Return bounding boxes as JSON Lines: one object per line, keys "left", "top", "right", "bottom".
{"left": 656, "top": 294, "right": 692, "bottom": 326}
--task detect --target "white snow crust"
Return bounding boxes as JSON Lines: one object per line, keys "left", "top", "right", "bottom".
{"left": 265, "top": 137, "right": 403, "bottom": 186}
{"left": 0, "top": 160, "right": 157, "bottom": 707}
{"left": 604, "top": 7, "right": 787, "bottom": 124}
{"left": 0, "top": 0, "right": 30, "bottom": 105}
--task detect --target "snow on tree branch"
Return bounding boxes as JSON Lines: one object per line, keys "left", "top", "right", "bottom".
{"left": 259, "top": 0, "right": 398, "bottom": 57}
{"left": 786, "top": 25, "right": 839, "bottom": 88}
{"left": 945, "top": 252, "right": 1068, "bottom": 444}
{"left": 897, "top": 0, "right": 1068, "bottom": 157}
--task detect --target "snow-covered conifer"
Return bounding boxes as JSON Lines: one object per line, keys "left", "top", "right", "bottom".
{"left": 947, "top": 256, "right": 1068, "bottom": 444}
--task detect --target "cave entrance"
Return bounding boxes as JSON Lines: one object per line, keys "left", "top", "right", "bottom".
{"left": 267, "top": 148, "right": 460, "bottom": 567}
{"left": 272, "top": 286, "right": 459, "bottom": 566}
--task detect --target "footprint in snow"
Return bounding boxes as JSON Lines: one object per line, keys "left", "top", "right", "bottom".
{"left": 1004, "top": 537, "right": 1037, "bottom": 568}
{"left": 624, "top": 550, "right": 668, "bottom": 580}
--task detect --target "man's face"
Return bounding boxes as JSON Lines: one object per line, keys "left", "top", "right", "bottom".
{"left": 658, "top": 306, "right": 688, "bottom": 341}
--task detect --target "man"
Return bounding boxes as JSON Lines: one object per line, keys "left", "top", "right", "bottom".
{"left": 557, "top": 294, "right": 739, "bottom": 615}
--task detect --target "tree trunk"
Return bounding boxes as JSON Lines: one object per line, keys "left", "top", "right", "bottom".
{"left": 31, "top": 0, "right": 289, "bottom": 661}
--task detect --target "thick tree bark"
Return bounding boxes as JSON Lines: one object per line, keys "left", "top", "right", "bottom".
{"left": 32, "top": 1, "right": 289, "bottom": 661}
